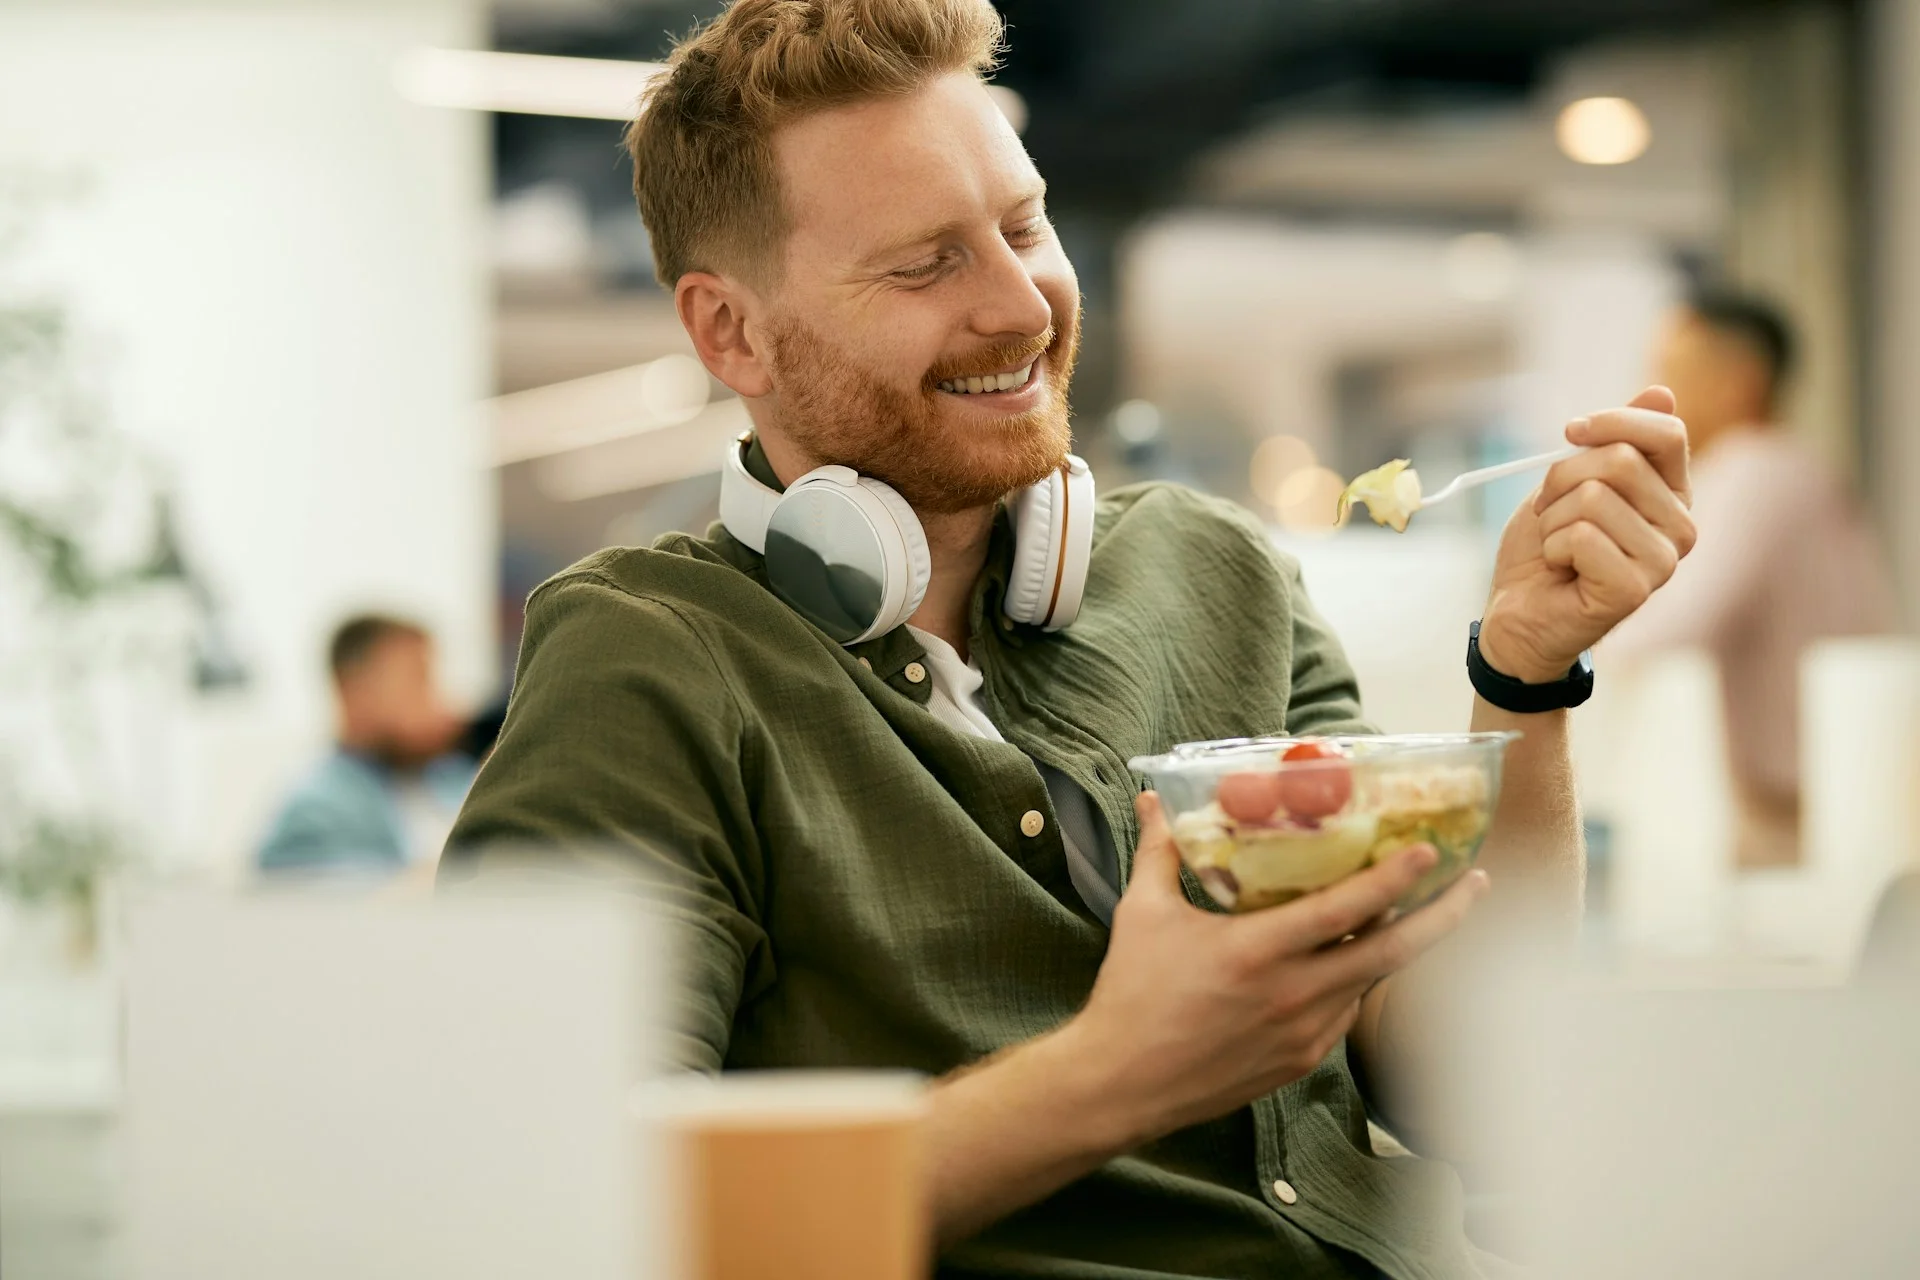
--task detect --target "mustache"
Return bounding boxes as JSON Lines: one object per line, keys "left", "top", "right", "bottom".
{"left": 924, "top": 327, "right": 1057, "bottom": 387}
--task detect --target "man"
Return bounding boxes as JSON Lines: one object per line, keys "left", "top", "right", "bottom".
{"left": 1607, "top": 291, "right": 1896, "bottom": 867}
{"left": 444, "top": 3, "right": 1694, "bottom": 1275}
{"left": 259, "top": 615, "right": 474, "bottom": 876}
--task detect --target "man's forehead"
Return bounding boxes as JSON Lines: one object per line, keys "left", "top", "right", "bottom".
{"left": 773, "top": 74, "right": 1042, "bottom": 268}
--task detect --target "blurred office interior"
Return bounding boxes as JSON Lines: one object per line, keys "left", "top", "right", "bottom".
{"left": 5, "top": 0, "right": 1920, "bottom": 1275}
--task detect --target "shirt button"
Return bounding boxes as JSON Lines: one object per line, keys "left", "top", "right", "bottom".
{"left": 999, "top": 615, "right": 1015, "bottom": 631}
{"left": 1272, "top": 1179, "right": 1298, "bottom": 1205}
{"left": 1020, "top": 810, "right": 1046, "bottom": 838}
{"left": 904, "top": 662, "right": 927, "bottom": 684}
{"left": 857, "top": 657, "right": 872, "bottom": 670}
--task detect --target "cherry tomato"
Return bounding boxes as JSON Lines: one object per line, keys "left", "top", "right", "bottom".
{"left": 1277, "top": 740, "right": 1353, "bottom": 818}
{"left": 1216, "top": 770, "right": 1285, "bottom": 823}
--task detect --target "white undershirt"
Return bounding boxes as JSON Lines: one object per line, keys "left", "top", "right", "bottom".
{"left": 904, "top": 626, "right": 1004, "bottom": 741}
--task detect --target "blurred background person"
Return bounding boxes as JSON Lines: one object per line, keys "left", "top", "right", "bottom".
{"left": 1604, "top": 291, "right": 1898, "bottom": 867}
{"left": 256, "top": 615, "right": 482, "bottom": 878}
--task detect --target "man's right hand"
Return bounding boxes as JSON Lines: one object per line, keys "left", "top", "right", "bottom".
{"left": 1061, "top": 792, "right": 1489, "bottom": 1148}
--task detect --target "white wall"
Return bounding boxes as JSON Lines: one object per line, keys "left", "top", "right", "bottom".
{"left": 0, "top": 0, "right": 494, "bottom": 869}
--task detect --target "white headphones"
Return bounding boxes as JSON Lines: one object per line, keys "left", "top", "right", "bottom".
{"left": 719, "top": 433, "right": 1095, "bottom": 645}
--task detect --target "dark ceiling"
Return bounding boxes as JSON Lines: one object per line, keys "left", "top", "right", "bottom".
{"left": 496, "top": 0, "right": 1819, "bottom": 234}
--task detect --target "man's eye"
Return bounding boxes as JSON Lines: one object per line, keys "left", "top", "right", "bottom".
{"left": 892, "top": 255, "right": 951, "bottom": 282}
{"left": 1006, "top": 218, "right": 1049, "bottom": 247}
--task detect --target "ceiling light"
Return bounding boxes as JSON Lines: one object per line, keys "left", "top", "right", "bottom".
{"left": 491, "top": 356, "right": 711, "bottom": 466}
{"left": 1275, "top": 466, "right": 1346, "bottom": 536}
{"left": 398, "top": 49, "right": 1030, "bottom": 133}
{"left": 986, "top": 85, "right": 1028, "bottom": 134}
{"left": 1555, "top": 97, "right": 1651, "bottom": 166}
{"left": 1250, "top": 435, "right": 1316, "bottom": 508}
{"left": 1111, "top": 399, "right": 1163, "bottom": 447}
{"left": 395, "top": 48, "right": 664, "bottom": 120}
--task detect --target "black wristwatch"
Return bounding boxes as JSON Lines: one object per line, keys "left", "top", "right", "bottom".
{"left": 1467, "top": 620, "right": 1594, "bottom": 713}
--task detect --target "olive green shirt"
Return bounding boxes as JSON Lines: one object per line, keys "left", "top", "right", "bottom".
{"left": 445, "top": 478, "right": 1486, "bottom": 1280}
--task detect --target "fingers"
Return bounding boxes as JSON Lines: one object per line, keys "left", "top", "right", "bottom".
{"left": 1627, "top": 384, "right": 1677, "bottom": 416}
{"left": 1240, "top": 844, "right": 1440, "bottom": 956}
{"left": 1533, "top": 449, "right": 1696, "bottom": 559}
{"left": 1310, "top": 868, "right": 1490, "bottom": 991}
{"left": 1541, "top": 519, "right": 1638, "bottom": 600}
{"left": 1125, "top": 792, "right": 1186, "bottom": 900}
{"left": 1538, "top": 479, "right": 1685, "bottom": 585}
{"left": 1560, "top": 388, "right": 1691, "bottom": 505}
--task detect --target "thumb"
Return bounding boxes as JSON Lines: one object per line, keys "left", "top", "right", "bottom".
{"left": 1127, "top": 791, "right": 1185, "bottom": 898}
{"left": 1630, "top": 384, "right": 1677, "bottom": 415}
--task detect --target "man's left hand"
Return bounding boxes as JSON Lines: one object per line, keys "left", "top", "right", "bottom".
{"left": 1478, "top": 385, "right": 1696, "bottom": 685}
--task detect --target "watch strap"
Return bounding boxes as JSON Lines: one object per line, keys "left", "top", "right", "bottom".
{"left": 1467, "top": 620, "right": 1594, "bottom": 713}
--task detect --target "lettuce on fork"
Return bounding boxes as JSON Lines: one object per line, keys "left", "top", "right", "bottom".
{"left": 1336, "top": 459, "right": 1423, "bottom": 533}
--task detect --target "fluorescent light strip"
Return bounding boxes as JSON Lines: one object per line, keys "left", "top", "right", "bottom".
{"left": 397, "top": 47, "right": 1027, "bottom": 131}
{"left": 395, "top": 48, "right": 664, "bottom": 121}
{"left": 491, "top": 355, "right": 712, "bottom": 466}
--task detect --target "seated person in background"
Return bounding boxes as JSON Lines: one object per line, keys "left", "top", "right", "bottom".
{"left": 258, "top": 615, "right": 483, "bottom": 877}
{"left": 445, "top": 3, "right": 1694, "bottom": 1275}
{"left": 1606, "top": 291, "right": 1897, "bottom": 868}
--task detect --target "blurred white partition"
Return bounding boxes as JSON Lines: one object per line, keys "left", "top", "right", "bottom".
{"left": 1280, "top": 530, "right": 1489, "bottom": 734}
{"left": 126, "top": 889, "right": 666, "bottom": 1280}
{"left": 1792, "top": 638, "right": 1920, "bottom": 965}
{"left": 1588, "top": 650, "right": 1735, "bottom": 957}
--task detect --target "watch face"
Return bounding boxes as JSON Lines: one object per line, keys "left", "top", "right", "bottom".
{"left": 765, "top": 489, "right": 886, "bottom": 644}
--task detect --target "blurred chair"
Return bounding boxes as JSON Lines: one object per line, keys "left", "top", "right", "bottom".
{"left": 1581, "top": 649, "right": 1736, "bottom": 959}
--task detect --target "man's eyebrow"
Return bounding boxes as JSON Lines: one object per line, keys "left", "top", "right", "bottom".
{"left": 853, "top": 180, "right": 1049, "bottom": 271}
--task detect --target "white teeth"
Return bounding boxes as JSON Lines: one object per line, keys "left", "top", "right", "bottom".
{"left": 938, "top": 361, "right": 1036, "bottom": 394}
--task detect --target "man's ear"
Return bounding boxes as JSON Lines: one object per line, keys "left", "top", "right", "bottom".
{"left": 676, "top": 271, "right": 773, "bottom": 399}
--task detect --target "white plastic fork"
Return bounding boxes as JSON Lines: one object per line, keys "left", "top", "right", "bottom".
{"left": 1417, "top": 444, "right": 1588, "bottom": 509}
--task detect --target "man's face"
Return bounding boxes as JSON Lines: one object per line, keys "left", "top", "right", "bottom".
{"left": 1653, "top": 308, "right": 1765, "bottom": 446}
{"left": 754, "top": 72, "right": 1079, "bottom": 513}
{"left": 339, "top": 632, "right": 459, "bottom": 769}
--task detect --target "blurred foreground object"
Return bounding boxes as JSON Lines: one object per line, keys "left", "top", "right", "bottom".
{"left": 125, "top": 889, "right": 662, "bottom": 1280}
{"left": 1501, "top": 981, "right": 1920, "bottom": 1276}
{"left": 1606, "top": 292, "right": 1897, "bottom": 867}
{"left": 635, "top": 1073, "right": 928, "bottom": 1280}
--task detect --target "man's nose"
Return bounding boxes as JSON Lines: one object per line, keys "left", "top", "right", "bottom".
{"left": 966, "top": 237, "right": 1053, "bottom": 340}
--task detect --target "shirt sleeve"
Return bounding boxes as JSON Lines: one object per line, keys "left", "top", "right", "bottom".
{"left": 441, "top": 574, "right": 772, "bottom": 1072}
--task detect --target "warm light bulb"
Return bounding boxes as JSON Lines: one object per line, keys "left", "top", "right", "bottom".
{"left": 1555, "top": 96, "right": 1651, "bottom": 166}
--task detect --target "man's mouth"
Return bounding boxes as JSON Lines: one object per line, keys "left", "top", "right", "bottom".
{"left": 934, "top": 360, "right": 1038, "bottom": 396}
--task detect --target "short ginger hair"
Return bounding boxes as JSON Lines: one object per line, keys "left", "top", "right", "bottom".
{"left": 626, "top": 0, "right": 1005, "bottom": 289}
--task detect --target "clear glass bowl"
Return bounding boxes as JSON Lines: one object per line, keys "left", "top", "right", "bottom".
{"left": 1128, "top": 732, "right": 1520, "bottom": 913}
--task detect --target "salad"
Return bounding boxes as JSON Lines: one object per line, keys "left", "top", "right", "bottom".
{"left": 1336, "top": 459, "right": 1422, "bottom": 533}
{"left": 1133, "top": 735, "right": 1512, "bottom": 913}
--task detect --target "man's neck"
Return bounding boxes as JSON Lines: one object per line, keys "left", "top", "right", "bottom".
{"left": 906, "top": 505, "right": 996, "bottom": 661}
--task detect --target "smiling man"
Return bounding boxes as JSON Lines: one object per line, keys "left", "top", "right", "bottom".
{"left": 444, "top": 2, "right": 1695, "bottom": 1276}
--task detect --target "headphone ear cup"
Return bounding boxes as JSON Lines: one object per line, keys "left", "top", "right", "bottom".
{"left": 1004, "top": 470, "right": 1060, "bottom": 626}
{"left": 853, "top": 476, "right": 931, "bottom": 634}
{"left": 1044, "top": 459, "right": 1096, "bottom": 630}
{"left": 1005, "top": 456, "right": 1095, "bottom": 631}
